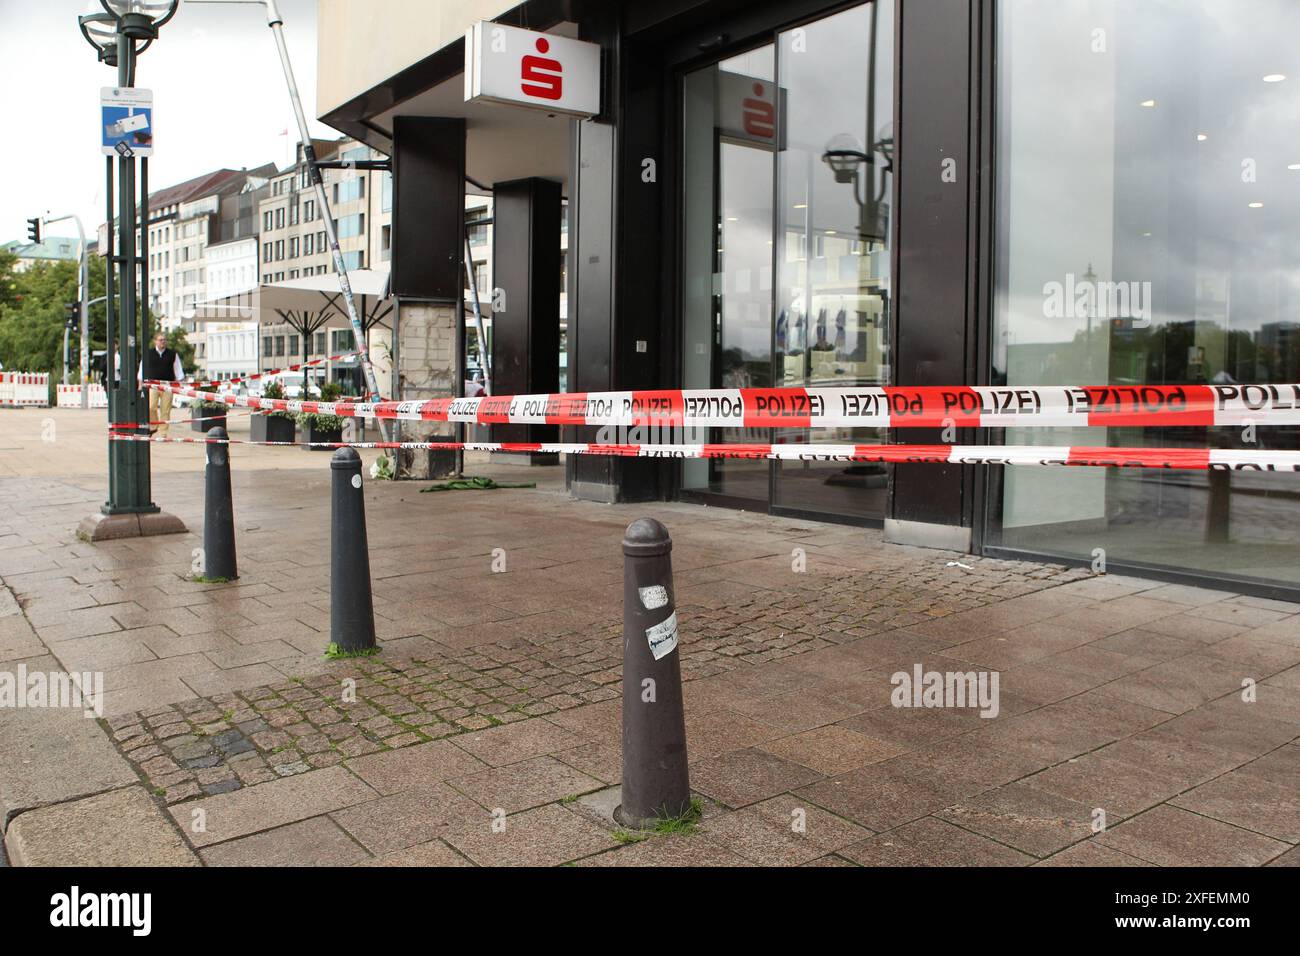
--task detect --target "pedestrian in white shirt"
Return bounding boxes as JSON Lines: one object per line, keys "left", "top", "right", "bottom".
{"left": 138, "top": 332, "right": 184, "bottom": 437}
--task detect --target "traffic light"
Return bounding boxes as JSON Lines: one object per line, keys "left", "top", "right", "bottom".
{"left": 65, "top": 302, "right": 80, "bottom": 329}
{"left": 26, "top": 218, "right": 40, "bottom": 244}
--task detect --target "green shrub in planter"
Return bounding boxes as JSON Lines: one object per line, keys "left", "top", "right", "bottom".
{"left": 191, "top": 401, "right": 228, "bottom": 433}
{"left": 251, "top": 379, "right": 297, "bottom": 443}
{"left": 297, "top": 380, "right": 345, "bottom": 450}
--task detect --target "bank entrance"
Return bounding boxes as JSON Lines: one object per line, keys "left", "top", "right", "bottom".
{"left": 677, "top": 0, "right": 895, "bottom": 524}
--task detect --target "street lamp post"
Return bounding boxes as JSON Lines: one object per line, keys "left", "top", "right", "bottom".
{"left": 77, "top": 0, "right": 186, "bottom": 540}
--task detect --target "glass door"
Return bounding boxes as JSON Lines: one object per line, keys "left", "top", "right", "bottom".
{"left": 680, "top": 2, "right": 894, "bottom": 520}
{"left": 772, "top": 1, "right": 893, "bottom": 519}
{"left": 682, "top": 44, "right": 776, "bottom": 503}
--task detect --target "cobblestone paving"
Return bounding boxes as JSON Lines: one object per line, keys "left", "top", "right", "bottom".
{"left": 106, "top": 556, "right": 1089, "bottom": 804}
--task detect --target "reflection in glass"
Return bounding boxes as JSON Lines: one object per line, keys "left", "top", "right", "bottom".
{"left": 680, "top": 2, "right": 894, "bottom": 518}
{"left": 682, "top": 46, "right": 775, "bottom": 501}
{"left": 992, "top": 0, "right": 1300, "bottom": 589}
{"left": 773, "top": 1, "right": 893, "bottom": 518}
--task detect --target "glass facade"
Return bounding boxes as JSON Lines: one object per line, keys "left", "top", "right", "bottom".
{"left": 681, "top": 1, "right": 895, "bottom": 517}
{"left": 991, "top": 0, "right": 1300, "bottom": 589}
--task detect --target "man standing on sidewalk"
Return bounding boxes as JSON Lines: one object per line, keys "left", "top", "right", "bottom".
{"left": 138, "top": 331, "right": 183, "bottom": 437}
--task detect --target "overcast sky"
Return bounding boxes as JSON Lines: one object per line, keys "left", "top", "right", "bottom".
{"left": 0, "top": 0, "right": 336, "bottom": 244}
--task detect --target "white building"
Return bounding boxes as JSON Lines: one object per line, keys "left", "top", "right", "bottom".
{"left": 202, "top": 235, "right": 261, "bottom": 381}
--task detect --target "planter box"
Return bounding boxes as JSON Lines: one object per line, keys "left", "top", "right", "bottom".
{"left": 250, "top": 412, "right": 296, "bottom": 444}
{"left": 303, "top": 421, "right": 343, "bottom": 449}
{"left": 191, "top": 408, "right": 227, "bottom": 433}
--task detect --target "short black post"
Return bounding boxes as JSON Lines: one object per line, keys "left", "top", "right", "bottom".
{"left": 203, "top": 426, "right": 237, "bottom": 581}
{"left": 617, "top": 517, "right": 690, "bottom": 828}
{"left": 330, "top": 447, "right": 377, "bottom": 653}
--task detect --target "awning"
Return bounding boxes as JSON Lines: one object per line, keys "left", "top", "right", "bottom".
{"left": 189, "top": 268, "right": 393, "bottom": 333}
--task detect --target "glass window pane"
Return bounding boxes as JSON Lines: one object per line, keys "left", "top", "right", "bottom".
{"left": 991, "top": 0, "right": 1300, "bottom": 589}
{"left": 773, "top": 0, "right": 894, "bottom": 518}
{"left": 681, "top": 44, "right": 776, "bottom": 501}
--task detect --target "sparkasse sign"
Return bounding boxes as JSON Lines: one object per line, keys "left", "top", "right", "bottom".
{"left": 464, "top": 22, "right": 600, "bottom": 118}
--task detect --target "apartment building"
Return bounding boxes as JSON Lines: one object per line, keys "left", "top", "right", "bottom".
{"left": 256, "top": 138, "right": 386, "bottom": 284}
{"left": 99, "top": 167, "right": 263, "bottom": 329}
{"left": 203, "top": 235, "right": 261, "bottom": 381}
{"left": 255, "top": 137, "right": 393, "bottom": 386}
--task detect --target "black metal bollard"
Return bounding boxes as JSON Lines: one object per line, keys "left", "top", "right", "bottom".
{"left": 617, "top": 517, "right": 690, "bottom": 828}
{"left": 330, "top": 447, "right": 377, "bottom": 653}
{"left": 203, "top": 426, "right": 238, "bottom": 581}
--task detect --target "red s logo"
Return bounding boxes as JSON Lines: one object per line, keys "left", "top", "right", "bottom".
{"left": 521, "top": 37, "right": 563, "bottom": 101}
{"left": 742, "top": 82, "right": 775, "bottom": 139}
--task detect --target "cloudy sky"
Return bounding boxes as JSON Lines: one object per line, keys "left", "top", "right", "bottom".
{"left": 0, "top": 0, "right": 336, "bottom": 244}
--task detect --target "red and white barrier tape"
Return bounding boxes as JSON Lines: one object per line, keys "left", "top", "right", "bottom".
{"left": 107, "top": 434, "right": 1300, "bottom": 471}
{"left": 143, "top": 351, "right": 360, "bottom": 391}
{"left": 143, "top": 380, "right": 1300, "bottom": 429}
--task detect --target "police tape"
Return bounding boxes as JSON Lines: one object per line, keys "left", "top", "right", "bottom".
{"left": 107, "top": 434, "right": 1300, "bottom": 471}
{"left": 142, "top": 380, "right": 1300, "bottom": 430}
{"left": 142, "top": 350, "right": 360, "bottom": 391}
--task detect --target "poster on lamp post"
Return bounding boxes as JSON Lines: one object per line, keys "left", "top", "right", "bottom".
{"left": 101, "top": 87, "right": 153, "bottom": 157}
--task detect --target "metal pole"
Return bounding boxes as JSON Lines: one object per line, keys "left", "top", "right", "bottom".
{"left": 204, "top": 426, "right": 238, "bottom": 580}
{"left": 104, "top": 158, "right": 115, "bottom": 397}
{"left": 188, "top": 0, "right": 388, "bottom": 432}
{"left": 263, "top": 2, "right": 388, "bottom": 440}
{"left": 103, "top": 28, "right": 156, "bottom": 516}
{"left": 618, "top": 518, "right": 690, "bottom": 828}
{"left": 464, "top": 232, "right": 492, "bottom": 394}
{"left": 141, "top": 157, "right": 150, "bottom": 348}
{"left": 330, "top": 447, "right": 377, "bottom": 653}
{"left": 45, "top": 213, "right": 89, "bottom": 396}
{"left": 80, "top": 219, "right": 89, "bottom": 407}
{"left": 391, "top": 298, "right": 401, "bottom": 447}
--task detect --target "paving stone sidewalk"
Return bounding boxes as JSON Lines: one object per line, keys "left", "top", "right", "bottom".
{"left": 102, "top": 554, "right": 1086, "bottom": 807}
{"left": 1, "top": 408, "right": 1297, "bottom": 866}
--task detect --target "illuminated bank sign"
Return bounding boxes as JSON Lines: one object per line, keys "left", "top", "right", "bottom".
{"left": 465, "top": 22, "right": 601, "bottom": 117}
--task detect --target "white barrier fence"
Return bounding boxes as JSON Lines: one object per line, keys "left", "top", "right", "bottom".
{"left": 55, "top": 383, "right": 108, "bottom": 409}
{"left": 0, "top": 372, "right": 50, "bottom": 408}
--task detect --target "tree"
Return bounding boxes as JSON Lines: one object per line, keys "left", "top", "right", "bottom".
{"left": 0, "top": 252, "right": 148, "bottom": 379}
{"left": 0, "top": 248, "right": 18, "bottom": 310}
{"left": 0, "top": 259, "right": 76, "bottom": 374}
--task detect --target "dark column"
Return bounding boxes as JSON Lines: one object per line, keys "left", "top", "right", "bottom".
{"left": 887, "top": 0, "right": 978, "bottom": 552}
{"left": 490, "top": 176, "right": 561, "bottom": 463}
{"left": 392, "top": 116, "right": 464, "bottom": 300}
{"left": 391, "top": 116, "right": 465, "bottom": 479}
{"left": 567, "top": 11, "right": 671, "bottom": 502}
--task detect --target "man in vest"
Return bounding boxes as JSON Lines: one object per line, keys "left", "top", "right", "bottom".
{"left": 139, "top": 331, "right": 184, "bottom": 437}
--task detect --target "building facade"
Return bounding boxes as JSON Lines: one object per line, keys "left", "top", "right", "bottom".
{"left": 203, "top": 234, "right": 261, "bottom": 381}
{"left": 254, "top": 137, "right": 394, "bottom": 386}
{"left": 289, "top": 0, "right": 1300, "bottom": 596}
{"left": 1, "top": 237, "right": 80, "bottom": 272}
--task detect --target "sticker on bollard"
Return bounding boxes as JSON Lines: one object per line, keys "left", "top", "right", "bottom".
{"left": 202, "top": 426, "right": 237, "bottom": 581}
{"left": 639, "top": 585, "right": 669, "bottom": 610}
{"left": 646, "top": 611, "right": 678, "bottom": 660}
{"left": 329, "top": 447, "right": 377, "bottom": 654}
{"left": 617, "top": 518, "right": 691, "bottom": 829}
